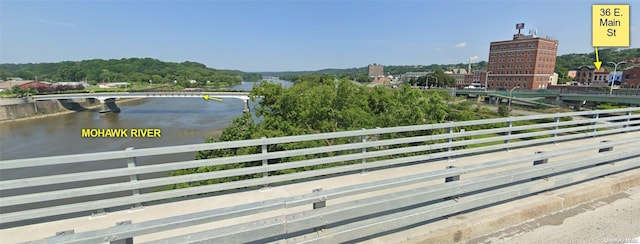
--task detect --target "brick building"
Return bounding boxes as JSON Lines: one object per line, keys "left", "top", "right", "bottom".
{"left": 622, "top": 67, "right": 640, "bottom": 89}
{"left": 368, "top": 63, "right": 384, "bottom": 77}
{"left": 574, "top": 66, "right": 604, "bottom": 86}
{"left": 487, "top": 31, "right": 559, "bottom": 90}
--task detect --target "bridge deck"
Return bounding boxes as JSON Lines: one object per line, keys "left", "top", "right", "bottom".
{"left": 3, "top": 131, "right": 639, "bottom": 243}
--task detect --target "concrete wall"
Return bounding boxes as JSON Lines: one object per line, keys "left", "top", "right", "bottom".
{"left": 0, "top": 98, "right": 98, "bottom": 121}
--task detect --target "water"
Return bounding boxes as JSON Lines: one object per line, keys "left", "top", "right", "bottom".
{"left": 0, "top": 80, "right": 292, "bottom": 180}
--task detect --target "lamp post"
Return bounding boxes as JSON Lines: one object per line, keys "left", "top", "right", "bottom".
{"left": 509, "top": 86, "right": 519, "bottom": 111}
{"left": 431, "top": 74, "right": 438, "bottom": 89}
{"left": 608, "top": 61, "right": 626, "bottom": 95}
{"left": 485, "top": 71, "right": 492, "bottom": 91}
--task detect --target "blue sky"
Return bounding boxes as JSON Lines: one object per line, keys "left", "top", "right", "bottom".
{"left": 1, "top": 0, "right": 637, "bottom": 72}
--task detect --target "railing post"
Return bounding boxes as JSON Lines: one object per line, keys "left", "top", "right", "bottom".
{"left": 125, "top": 147, "right": 142, "bottom": 209}
{"left": 361, "top": 128, "right": 368, "bottom": 175}
{"left": 596, "top": 140, "right": 614, "bottom": 166}
{"left": 110, "top": 221, "right": 133, "bottom": 244}
{"left": 447, "top": 122, "right": 454, "bottom": 161}
{"left": 444, "top": 165, "right": 460, "bottom": 183}
{"left": 505, "top": 120, "right": 512, "bottom": 152}
{"left": 624, "top": 110, "right": 632, "bottom": 131}
{"left": 592, "top": 112, "right": 599, "bottom": 135}
{"left": 312, "top": 188, "right": 327, "bottom": 231}
{"left": 444, "top": 165, "right": 460, "bottom": 218}
{"left": 261, "top": 137, "right": 270, "bottom": 190}
{"left": 553, "top": 115, "right": 560, "bottom": 144}
{"left": 532, "top": 151, "right": 548, "bottom": 181}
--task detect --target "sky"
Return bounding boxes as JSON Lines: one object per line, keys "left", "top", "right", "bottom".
{"left": 0, "top": 0, "right": 638, "bottom": 72}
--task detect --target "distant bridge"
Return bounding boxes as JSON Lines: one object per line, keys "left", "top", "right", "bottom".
{"left": 455, "top": 89, "right": 640, "bottom": 106}
{"left": 32, "top": 91, "right": 252, "bottom": 113}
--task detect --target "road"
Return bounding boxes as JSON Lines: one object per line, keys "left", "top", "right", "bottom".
{"left": 470, "top": 186, "right": 640, "bottom": 244}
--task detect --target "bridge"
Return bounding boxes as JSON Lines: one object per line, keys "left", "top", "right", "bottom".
{"left": 455, "top": 89, "right": 640, "bottom": 107}
{"left": 1, "top": 108, "right": 639, "bottom": 243}
{"left": 31, "top": 91, "right": 252, "bottom": 113}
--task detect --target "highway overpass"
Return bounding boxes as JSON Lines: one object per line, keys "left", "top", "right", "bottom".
{"left": 455, "top": 89, "right": 640, "bottom": 106}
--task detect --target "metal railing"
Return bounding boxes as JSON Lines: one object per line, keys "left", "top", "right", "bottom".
{"left": 3, "top": 107, "right": 640, "bottom": 243}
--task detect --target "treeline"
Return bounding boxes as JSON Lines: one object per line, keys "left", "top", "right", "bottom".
{"left": 0, "top": 58, "right": 263, "bottom": 87}
{"left": 165, "top": 74, "right": 497, "bottom": 189}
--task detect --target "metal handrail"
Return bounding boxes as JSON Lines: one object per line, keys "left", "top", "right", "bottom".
{"left": 3, "top": 108, "right": 640, "bottom": 230}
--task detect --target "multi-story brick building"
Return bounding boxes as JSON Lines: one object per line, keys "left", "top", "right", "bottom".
{"left": 473, "top": 70, "right": 487, "bottom": 87}
{"left": 487, "top": 31, "right": 559, "bottom": 90}
{"left": 368, "top": 63, "right": 384, "bottom": 77}
{"left": 622, "top": 67, "right": 640, "bottom": 89}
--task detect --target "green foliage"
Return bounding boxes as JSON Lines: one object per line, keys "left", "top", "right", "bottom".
{"left": 0, "top": 58, "right": 247, "bottom": 87}
{"left": 596, "top": 103, "right": 626, "bottom": 110}
{"left": 497, "top": 104, "right": 510, "bottom": 117}
{"left": 241, "top": 73, "right": 264, "bottom": 82}
{"left": 166, "top": 74, "right": 465, "bottom": 190}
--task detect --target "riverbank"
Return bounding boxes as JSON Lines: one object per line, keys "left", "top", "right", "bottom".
{"left": 0, "top": 98, "right": 146, "bottom": 124}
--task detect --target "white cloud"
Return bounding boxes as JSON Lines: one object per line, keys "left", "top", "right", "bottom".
{"left": 30, "top": 18, "right": 75, "bottom": 27}
{"left": 469, "top": 56, "right": 480, "bottom": 62}
{"left": 454, "top": 42, "right": 467, "bottom": 49}
{"left": 434, "top": 47, "right": 444, "bottom": 52}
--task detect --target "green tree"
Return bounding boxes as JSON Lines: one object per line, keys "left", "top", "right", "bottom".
{"left": 498, "top": 104, "right": 510, "bottom": 117}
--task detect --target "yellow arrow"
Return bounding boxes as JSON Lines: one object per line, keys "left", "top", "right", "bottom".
{"left": 593, "top": 47, "right": 602, "bottom": 70}
{"left": 203, "top": 95, "right": 222, "bottom": 102}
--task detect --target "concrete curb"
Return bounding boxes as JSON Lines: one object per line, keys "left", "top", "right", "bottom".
{"left": 379, "top": 168, "right": 640, "bottom": 244}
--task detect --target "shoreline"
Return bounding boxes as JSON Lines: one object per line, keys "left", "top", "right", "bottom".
{"left": 0, "top": 98, "right": 146, "bottom": 124}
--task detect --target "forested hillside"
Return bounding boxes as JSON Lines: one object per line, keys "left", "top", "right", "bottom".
{"left": 0, "top": 58, "right": 263, "bottom": 87}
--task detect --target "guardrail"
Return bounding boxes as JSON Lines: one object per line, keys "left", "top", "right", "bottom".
{"left": 3, "top": 107, "right": 640, "bottom": 243}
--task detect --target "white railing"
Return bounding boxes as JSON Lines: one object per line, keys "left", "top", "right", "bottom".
{"left": 3, "top": 107, "right": 640, "bottom": 243}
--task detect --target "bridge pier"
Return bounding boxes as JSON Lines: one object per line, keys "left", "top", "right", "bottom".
{"left": 99, "top": 98, "right": 121, "bottom": 113}
{"left": 243, "top": 99, "right": 250, "bottom": 113}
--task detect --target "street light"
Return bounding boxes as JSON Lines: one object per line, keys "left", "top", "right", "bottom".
{"left": 608, "top": 61, "right": 626, "bottom": 95}
{"left": 485, "top": 71, "right": 492, "bottom": 91}
{"left": 509, "top": 86, "right": 519, "bottom": 111}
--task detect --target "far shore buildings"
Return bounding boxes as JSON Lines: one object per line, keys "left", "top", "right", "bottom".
{"left": 368, "top": 63, "right": 392, "bottom": 83}
{"left": 368, "top": 63, "right": 384, "bottom": 77}
{"left": 622, "top": 67, "right": 640, "bottom": 89}
{"left": 486, "top": 25, "right": 559, "bottom": 90}
{"left": 98, "top": 82, "right": 130, "bottom": 88}
{"left": 573, "top": 66, "right": 604, "bottom": 86}
{"left": 446, "top": 68, "right": 468, "bottom": 88}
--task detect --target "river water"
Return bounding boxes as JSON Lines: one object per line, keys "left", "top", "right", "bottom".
{"left": 1, "top": 80, "right": 291, "bottom": 161}
{"left": 0, "top": 80, "right": 291, "bottom": 191}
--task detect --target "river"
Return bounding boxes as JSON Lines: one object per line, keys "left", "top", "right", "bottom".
{"left": 0, "top": 80, "right": 292, "bottom": 196}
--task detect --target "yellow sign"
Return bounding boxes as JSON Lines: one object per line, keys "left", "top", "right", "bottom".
{"left": 592, "top": 4, "right": 630, "bottom": 47}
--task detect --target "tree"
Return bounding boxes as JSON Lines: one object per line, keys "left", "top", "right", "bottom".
{"left": 498, "top": 104, "right": 510, "bottom": 117}
{"left": 11, "top": 85, "right": 25, "bottom": 97}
